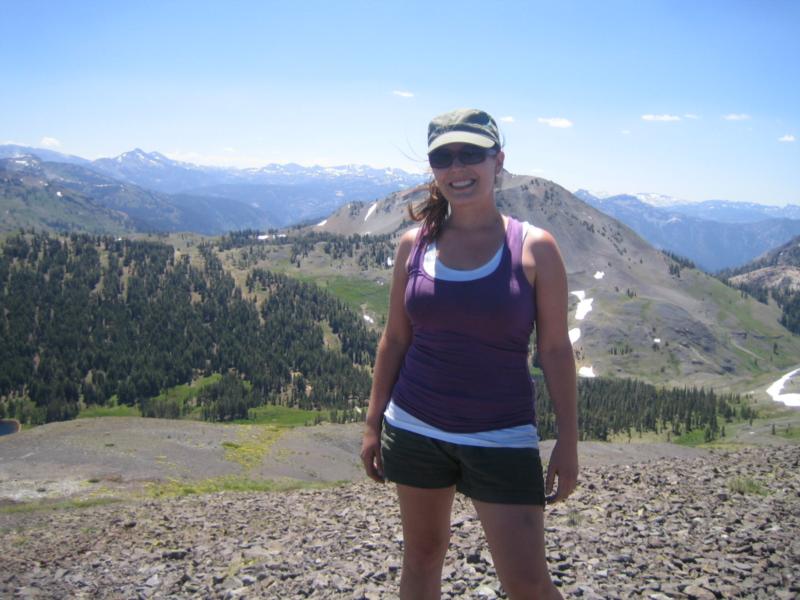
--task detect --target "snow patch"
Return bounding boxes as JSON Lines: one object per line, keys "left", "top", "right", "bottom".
{"left": 316, "top": 219, "right": 328, "bottom": 227}
{"left": 569, "top": 328, "right": 581, "bottom": 344}
{"left": 593, "top": 271, "right": 605, "bottom": 280}
{"left": 56, "top": 191, "right": 62, "bottom": 197}
{"left": 653, "top": 338, "right": 661, "bottom": 344}
{"left": 766, "top": 367, "right": 800, "bottom": 407}
{"left": 386, "top": 257, "right": 394, "bottom": 267}
{"left": 363, "top": 315, "right": 375, "bottom": 324}
{"left": 571, "top": 291, "right": 594, "bottom": 320}
{"left": 578, "top": 366, "right": 596, "bottom": 378}
{"left": 364, "top": 202, "right": 378, "bottom": 222}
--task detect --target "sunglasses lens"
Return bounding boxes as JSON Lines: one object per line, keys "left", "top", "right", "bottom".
{"left": 428, "top": 149, "right": 453, "bottom": 169}
{"left": 428, "top": 145, "right": 496, "bottom": 169}
{"left": 459, "top": 147, "right": 487, "bottom": 165}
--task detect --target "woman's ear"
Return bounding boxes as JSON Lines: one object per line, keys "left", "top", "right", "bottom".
{"left": 495, "top": 150, "right": 505, "bottom": 174}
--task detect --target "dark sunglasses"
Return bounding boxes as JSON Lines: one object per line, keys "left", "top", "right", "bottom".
{"left": 428, "top": 145, "right": 498, "bottom": 169}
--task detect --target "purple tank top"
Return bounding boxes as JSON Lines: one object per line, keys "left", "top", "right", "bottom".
{"left": 391, "top": 217, "right": 537, "bottom": 433}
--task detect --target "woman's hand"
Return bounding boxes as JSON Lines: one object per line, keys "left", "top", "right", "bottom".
{"left": 545, "top": 437, "right": 578, "bottom": 504}
{"left": 360, "top": 425, "right": 385, "bottom": 483}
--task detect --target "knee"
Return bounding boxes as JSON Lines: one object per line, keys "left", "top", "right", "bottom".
{"left": 402, "top": 535, "right": 449, "bottom": 574}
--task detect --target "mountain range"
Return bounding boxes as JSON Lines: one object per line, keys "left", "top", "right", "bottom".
{"left": 0, "top": 145, "right": 428, "bottom": 233}
{"left": 2, "top": 143, "right": 799, "bottom": 275}
{"left": 581, "top": 190, "right": 800, "bottom": 220}
{"left": 574, "top": 190, "right": 800, "bottom": 272}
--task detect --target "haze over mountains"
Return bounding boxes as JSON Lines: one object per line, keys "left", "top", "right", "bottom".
{"left": 0, "top": 144, "right": 428, "bottom": 233}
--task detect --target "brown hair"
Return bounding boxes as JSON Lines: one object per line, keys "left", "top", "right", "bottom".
{"left": 407, "top": 180, "right": 449, "bottom": 242}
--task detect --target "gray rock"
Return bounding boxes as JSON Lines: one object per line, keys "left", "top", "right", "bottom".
{"left": 2, "top": 446, "right": 799, "bottom": 598}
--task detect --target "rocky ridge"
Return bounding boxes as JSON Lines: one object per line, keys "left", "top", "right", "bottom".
{"left": 1, "top": 445, "right": 798, "bottom": 599}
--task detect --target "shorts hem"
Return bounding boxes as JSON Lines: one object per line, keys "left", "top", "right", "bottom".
{"left": 456, "top": 482, "right": 546, "bottom": 506}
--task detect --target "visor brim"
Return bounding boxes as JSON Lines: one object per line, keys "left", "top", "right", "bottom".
{"left": 428, "top": 131, "right": 496, "bottom": 153}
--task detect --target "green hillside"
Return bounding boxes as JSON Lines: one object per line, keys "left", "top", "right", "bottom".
{"left": 0, "top": 166, "right": 134, "bottom": 235}
{"left": 0, "top": 231, "right": 376, "bottom": 426}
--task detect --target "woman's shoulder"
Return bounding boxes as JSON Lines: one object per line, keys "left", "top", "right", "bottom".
{"left": 394, "top": 226, "right": 422, "bottom": 262}
{"left": 501, "top": 215, "right": 551, "bottom": 245}
{"left": 398, "top": 226, "right": 422, "bottom": 248}
{"left": 513, "top": 218, "right": 560, "bottom": 261}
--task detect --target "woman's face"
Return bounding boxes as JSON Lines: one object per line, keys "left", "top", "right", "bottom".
{"left": 430, "top": 143, "right": 504, "bottom": 205}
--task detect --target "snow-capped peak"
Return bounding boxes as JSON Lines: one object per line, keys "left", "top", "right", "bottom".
{"left": 633, "top": 192, "right": 692, "bottom": 207}
{"left": 575, "top": 189, "right": 692, "bottom": 207}
{"left": 111, "top": 148, "right": 172, "bottom": 169}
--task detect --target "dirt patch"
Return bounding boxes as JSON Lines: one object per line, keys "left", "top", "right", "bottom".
{"left": 0, "top": 417, "right": 734, "bottom": 504}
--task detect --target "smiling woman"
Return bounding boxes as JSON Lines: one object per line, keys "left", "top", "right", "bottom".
{"left": 360, "top": 108, "right": 578, "bottom": 600}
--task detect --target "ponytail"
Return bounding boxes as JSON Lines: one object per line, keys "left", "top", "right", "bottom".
{"left": 407, "top": 180, "right": 449, "bottom": 242}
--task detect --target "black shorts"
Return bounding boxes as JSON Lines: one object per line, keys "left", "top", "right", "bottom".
{"left": 381, "top": 420, "right": 546, "bottom": 506}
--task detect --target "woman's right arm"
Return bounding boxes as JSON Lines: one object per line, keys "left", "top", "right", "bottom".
{"left": 360, "top": 228, "right": 417, "bottom": 482}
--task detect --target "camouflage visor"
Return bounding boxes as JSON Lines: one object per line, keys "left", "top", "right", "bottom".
{"left": 427, "top": 108, "right": 500, "bottom": 153}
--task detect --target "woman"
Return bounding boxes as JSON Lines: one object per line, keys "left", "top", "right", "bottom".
{"left": 361, "top": 108, "right": 578, "bottom": 599}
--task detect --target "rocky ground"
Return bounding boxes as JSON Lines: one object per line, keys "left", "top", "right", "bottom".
{"left": 1, "top": 438, "right": 798, "bottom": 599}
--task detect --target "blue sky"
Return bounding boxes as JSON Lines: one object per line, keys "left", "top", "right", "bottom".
{"left": 1, "top": 0, "right": 798, "bottom": 204}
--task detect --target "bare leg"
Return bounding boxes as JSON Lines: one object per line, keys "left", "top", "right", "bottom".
{"left": 395, "top": 484, "right": 456, "bottom": 600}
{"left": 472, "top": 500, "right": 563, "bottom": 600}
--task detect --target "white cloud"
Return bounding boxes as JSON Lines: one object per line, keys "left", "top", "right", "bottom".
{"left": 641, "top": 114, "right": 681, "bottom": 122}
{"left": 684, "top": 113, "right": 700, "bottom": 119}
{"left": 40, "top": 136, "right": 61, "bottom": 148}
{"left": 499, "top": 116, "right": 514, "bottom": 123}
{"left": 538, "top": 117, "right": 573, "bottom": 128}
{"left": 723, "top": 113, "right": 750, "bottom": 121}
{"left": 392, "top": 90, "right": 414, "bottom": 98}
{"left": 779, "top": 134, "right": 796, "bottom": 143}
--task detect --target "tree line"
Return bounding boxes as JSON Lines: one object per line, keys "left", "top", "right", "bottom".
{"left": 534, "top": 375, "right": 748, "bottom": 442}
{"left": 218, "top": 229, "right": 396, "bottom": 271}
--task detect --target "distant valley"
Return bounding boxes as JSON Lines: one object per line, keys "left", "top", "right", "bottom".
{"left": 574, "top": 190, "right": 800, "bottom": 272}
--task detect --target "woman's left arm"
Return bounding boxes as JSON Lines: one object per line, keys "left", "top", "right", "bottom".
{"left": 524, "top": 228, "right": 579, "bottom": 504}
